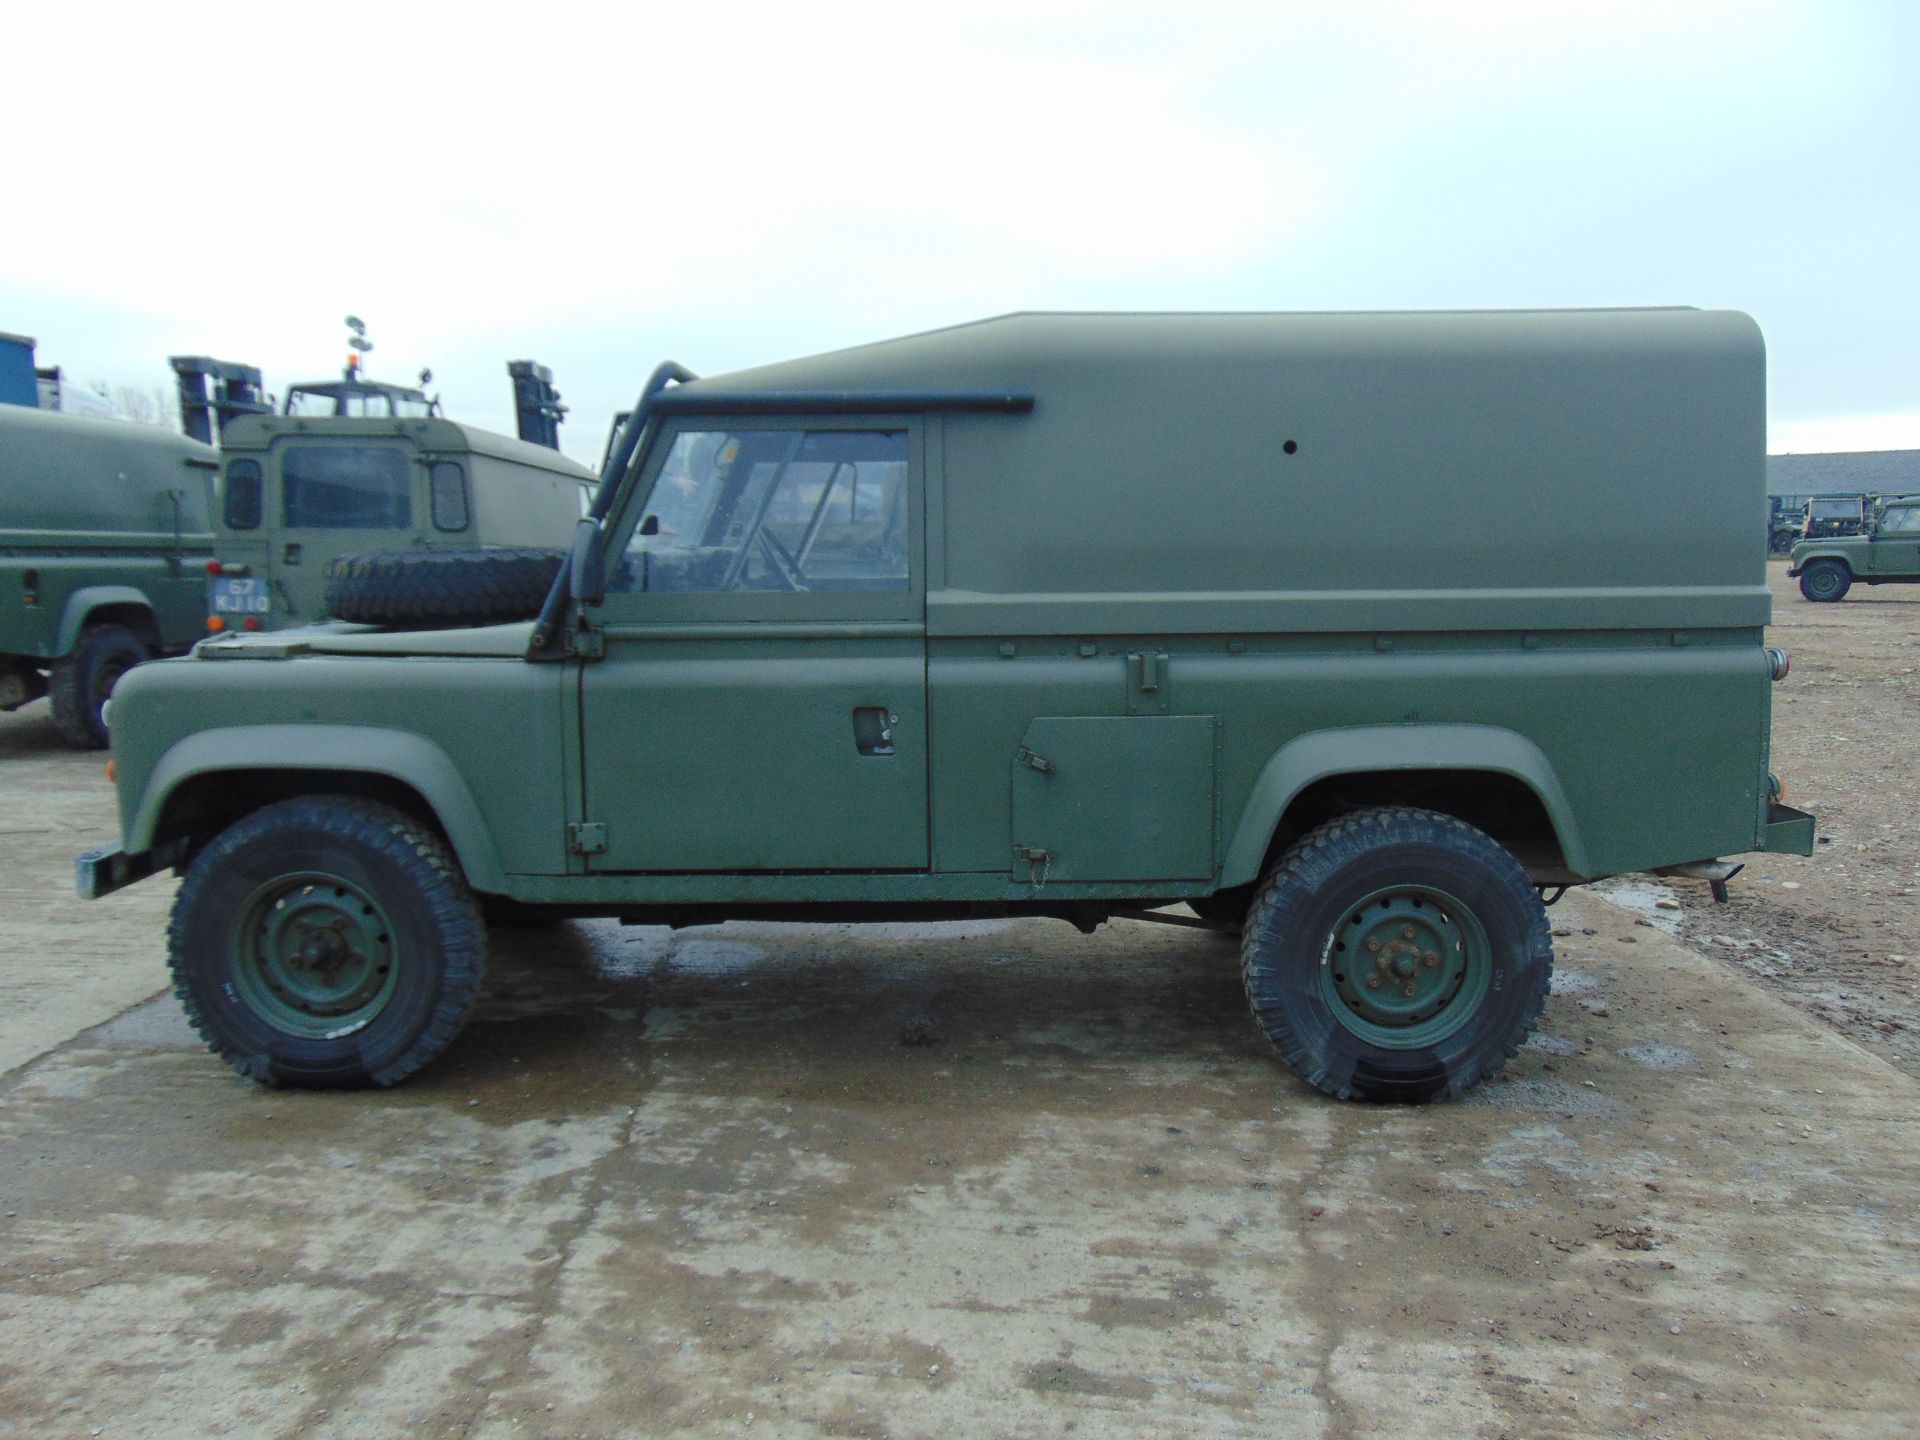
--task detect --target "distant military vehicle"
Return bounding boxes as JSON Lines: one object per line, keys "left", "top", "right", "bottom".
{"left": 1801, "top": 494, "right": 1867, "bottom": 541}
{"left": 1788, "top": 494, "right": 1920, "bottom": 600}
{"left": 84, "top": 309, "right": 1812, "bottom": 1104}
{"left": 174, "top": 349, "right": 594, "bottom": 634}
{"left": 0, "top": 405, "right": 218, "bottom": 745}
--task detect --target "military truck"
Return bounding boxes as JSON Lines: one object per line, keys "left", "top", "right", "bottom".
{"left": 81, "top": 309, "right": 1814, "bottom": 1103}
{"left": 1788, "top": 494, "right": 1920, "bottom": 600}
{"left": 1, "top": 405, "right": 218, "bottom": 745}
{"left": 174, "top": 356, "right": 595, "bottom": 633}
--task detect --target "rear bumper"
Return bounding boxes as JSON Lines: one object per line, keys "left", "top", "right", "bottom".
{"left": 1761, "top": 803, "right": 1816, "bottom": 856}
{"left": 75, "top": 842, "right": 179, "bottom": 900}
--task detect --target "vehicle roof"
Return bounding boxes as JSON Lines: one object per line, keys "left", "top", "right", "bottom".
{"left": 284, "top": 378, "right": 430, "bottom": 402}
{"left": 0, "top": 398, "right": 215, "bottom": 461}
{"left": 670, "top": 308, "right": 1733, "bottom": 401}
{"left": 217, "top": 413, "right": 594, "bottom": 480}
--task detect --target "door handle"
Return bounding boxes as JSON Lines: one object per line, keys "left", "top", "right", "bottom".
{"left": 852, "top": 707, "right": 897, "bottom": 756}
{"left": 283, "top": 543, "right": 303, "bottom": 565}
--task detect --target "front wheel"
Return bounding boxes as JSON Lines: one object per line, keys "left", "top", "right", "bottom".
{"left": 168, "top": 797, "right": 486, "bottom": 1087}
{"left": 1241, "top": 807, "right": 1552, "bottom": 1102}
{"left": 1797, "top": 561, "right": 1851, "bottom": 602}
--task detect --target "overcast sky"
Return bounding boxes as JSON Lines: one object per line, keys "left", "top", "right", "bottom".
{"left": 4, "top": 1, "right": 1914, "bottom": 465}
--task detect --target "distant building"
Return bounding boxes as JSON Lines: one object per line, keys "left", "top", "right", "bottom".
{"left": 1768, "top": 449, "right": 1920, "bottom": 507}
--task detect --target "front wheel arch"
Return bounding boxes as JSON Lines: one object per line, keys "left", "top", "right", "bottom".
{"left": 132, "top": 726, "right": 512, "bottom": 894}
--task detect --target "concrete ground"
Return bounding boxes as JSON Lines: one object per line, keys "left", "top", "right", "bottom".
{"left": 2, "top": 593, "right": 1917, "bottom": 1437}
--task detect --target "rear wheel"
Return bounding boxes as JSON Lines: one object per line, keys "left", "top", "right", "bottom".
{"left": 1241, "top": 807, "right": 1552, "bottom": 1102}
{"left": 1798, "top": 561, "right": 1851, "bottom": 602}
{"left": 168, "top": 797, "right": 485, "bottom": 1087}
{"left": 50, "top": 624, "right": 150, "bottom": 749}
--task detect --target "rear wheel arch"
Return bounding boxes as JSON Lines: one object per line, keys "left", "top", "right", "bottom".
{"left": 1220, "top": 726, "right": 1586, "bottom": 889}
{"left": 55, "top": 587, "right": 161, "bottom": 654}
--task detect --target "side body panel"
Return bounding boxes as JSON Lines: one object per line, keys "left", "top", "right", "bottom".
{"left": 110, "top": 654, "right": 571, "bottom": 886}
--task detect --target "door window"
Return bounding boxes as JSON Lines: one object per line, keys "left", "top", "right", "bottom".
{"left": 1879, "top": 506, "right": 1920, "bottom": 534}
{"left": 282, "top": 445, "right": 412, "bottom": 529}
{"left": 612, "top": 429, "right": 909, "bottom": 594}
{"left": 224, "top": 459, "right": 262, "bottom": 530}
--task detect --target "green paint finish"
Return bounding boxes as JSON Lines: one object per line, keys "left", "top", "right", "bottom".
{"left": 1, "top": 405, "right": 217, "bottom": 673}
{"left": 209, "top": 415, "right": 593, "bottom": 628}
{"left": 229, "top": 869, "right": 400, "bottom": 1039}
{"left": 1788, "top": 498, "right": 1920, "bottom": 591}
{"left": 94, "top": 310, "right": 1810, "bottom": 918}
{"left": 1009, "top": 716, "right": 1215, "bottom": 881}
{"left": 1321, "top": 885, "right": 1490, "bottom": 1050}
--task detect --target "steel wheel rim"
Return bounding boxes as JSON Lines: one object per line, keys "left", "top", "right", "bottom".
{"left": 1320, "top": 883, "right": 1492, "bottom": 1049}
{"left": 1809, "top": 568, "right": 1841, "bottom": 598}
{"left": 229, "top": 871, "right": 400, "bottom": 1039}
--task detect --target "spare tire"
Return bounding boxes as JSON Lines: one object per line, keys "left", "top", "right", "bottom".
{"left": 324, "top": 549, "right": 564, "bottom": 627}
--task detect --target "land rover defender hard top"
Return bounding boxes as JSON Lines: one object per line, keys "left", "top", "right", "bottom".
{"left": 1789, "top": 494, "right": 1920, "bottom": 601}
{"left": 83, "top": 309, "right": 1814, "bottom": 1102}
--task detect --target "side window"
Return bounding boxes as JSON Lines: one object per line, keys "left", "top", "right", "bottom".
{"left": 1881, "top": 506, "right": 1920, "bottom": 534}
{"left": 282, "top": 446, "right": 412, "bottom": 529}
{"left": 613, "top": 429, "right": 909, "bottom": 594}
{"left": 224, "top": 459, "right": 262, "bottom": 530}
{"left": 429, "top": 460, "right": 469, "bottom": 531}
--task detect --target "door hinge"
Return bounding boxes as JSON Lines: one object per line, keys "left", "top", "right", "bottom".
{"left": 567, "top": 623, "right": 605, "bottom": 660}
{"left": 1016, "top": 745, "right": 1055, "bottom": 774}
{"left": 567, "top": 821, "right": 608, "bottom": 855}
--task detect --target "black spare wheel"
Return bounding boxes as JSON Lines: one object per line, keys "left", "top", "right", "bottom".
{"left": 324, "top": 548, "right": 564, "bottom": 626}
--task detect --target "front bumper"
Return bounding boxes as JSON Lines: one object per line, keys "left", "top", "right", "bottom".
{"left": 75, "top": 841, "right": 183, "bottom": 900}
{"left": 1761, "top": 802, "right": 1816, "bottom": 856}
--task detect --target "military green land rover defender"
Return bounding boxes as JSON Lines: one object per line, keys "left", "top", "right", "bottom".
{"left": 1787, "top": 495, "right": 1920, "bottom": 601}
{"left": 1, "top": 405, "right": 219, "bottom": 746}
{"left": 80, "top": 310, "right": 1815, "bottom": 1102}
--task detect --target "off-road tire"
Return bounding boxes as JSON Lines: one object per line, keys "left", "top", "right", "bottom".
{"left": 1797, "top": 560, "right": 1851, "bottom": 603}
{"left": 1240, "top": 806, "right": 1553, "bottom": 1103}
{"left": 49, "top": 624, "right": 149, "bottom": 749}
{"left": 323, "top": 548, "right": 564, "bottom": 627}
{"left": 168, "top": 797, "right": 486, "bottom": 1088}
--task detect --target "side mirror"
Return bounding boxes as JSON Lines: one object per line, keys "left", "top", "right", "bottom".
{"left": 640, "top": 514, "right": 659, "bottom": 537}
{"left": 568, "top": 519, "right": 606, "bottom": 604}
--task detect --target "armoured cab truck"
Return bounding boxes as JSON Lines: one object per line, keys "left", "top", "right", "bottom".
{"left": 0, "top": 405, "right": 218, "bottom": 746}
{"left": 1788, "top": 494, "right": 1920, "bottom": 601}
{"left": 84, "top": 309, "right": 1814, "bottom": 1102}
{"left": 185, "top": 363, "right": 596, "bottom": 632}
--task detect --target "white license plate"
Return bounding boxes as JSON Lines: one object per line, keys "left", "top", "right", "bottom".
{"left": 210, "top": 576, "right": 271, "bottom": 615}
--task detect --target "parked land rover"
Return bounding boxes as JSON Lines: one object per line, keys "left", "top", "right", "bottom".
{"left": 82, "top": 310, "right": 1814, "bottom": 1102}
{"left": 1788, "top": 494, "right": 1920, "bottom": 601}
{"left": 0, "top": 404, "right": 218, "bottom": 745}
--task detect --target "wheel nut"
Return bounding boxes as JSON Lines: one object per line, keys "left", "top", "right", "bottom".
{"left": 1402, "top": 926, "right": 1415, "bottom": 940}
{"left": 1424, "top": 953, "right": 1439, "bottom": 967}
{"left": 1402, "top": 983, "right": 1416, "bottom": 997}
{"left": 1366, "top": 975, "right": 1381, "bottom": 989}
{"left": 1367, "top": 940, "right": 1381, "bottom": 953}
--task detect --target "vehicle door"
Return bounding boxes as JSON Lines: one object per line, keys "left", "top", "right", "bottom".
{"left": 258, "top": 436, "right": 425, "bottom": 623}
{"left": 1871, "top": 504, "right": 1920, "bottom": 577}
{"left": 578, "top": 419, "right": 928, "bottom": 871}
